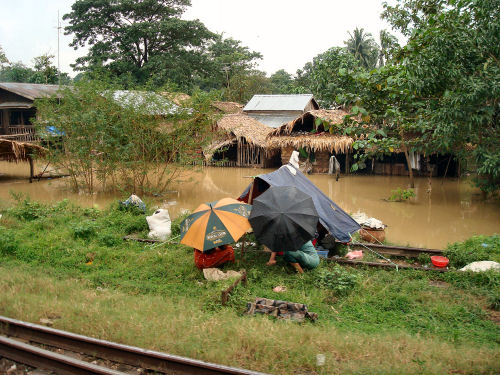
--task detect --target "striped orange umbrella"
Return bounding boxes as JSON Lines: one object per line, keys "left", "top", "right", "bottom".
{"left": 179, "top": 198, "right": 252, "bottom": 251}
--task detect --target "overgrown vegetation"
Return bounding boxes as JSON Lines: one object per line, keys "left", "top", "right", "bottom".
{"left": 387, "top": 188, "right": 416, "bottom": 202}
{"left": 0, "top": 199, "right": 498, "bottom": 374}
{"left": 444, "top": 235, "right": 500, "bottom": 268}
{"left": 34, "top": 80, "right": 218, "bottom": 195}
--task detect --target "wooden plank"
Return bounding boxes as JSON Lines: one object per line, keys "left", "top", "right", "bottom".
{"left": 347, "top": 242, "right": 443, "bottom": 258}
{"left": 123, "top": 236, "right": 160, "bottom": 244}
{"left": 221, "top": 271, "right": 248, "bottom": 305}
{"left": 328, "top": 257, "right": 450, "bottom": 272}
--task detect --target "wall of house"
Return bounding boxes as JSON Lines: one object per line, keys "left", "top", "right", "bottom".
{"left": 0, "top": 89, "right": 36, "bottom": 136}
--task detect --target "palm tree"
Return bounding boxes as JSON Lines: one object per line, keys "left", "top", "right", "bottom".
{"left": 378, "top": 30, "right": 399, "bottom": 66}
{"left": 344, "top": 28, "right": 379, "bottom": 69}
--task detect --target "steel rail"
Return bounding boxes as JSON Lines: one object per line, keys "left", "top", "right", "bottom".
{"left": 0, "top": 336, "right": 126, "bottom": 375}
{"left": 0, "top": 316, "right": 268, "bottom": 375}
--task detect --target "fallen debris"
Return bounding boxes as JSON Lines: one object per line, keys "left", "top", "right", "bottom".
{"left": 203, "top": 268, "right": 242, "bottom": 281}
{"left": 345, "top": 250, "right": 363, "bottom": 260}
{"left": 119, "top": 194, "right": 146, "bottom": 213}
{"left": 272, "top": 286, "right": 287, "bottom": 293}
{"left": 246, "top": 297, "right": 318, "bottom": 322}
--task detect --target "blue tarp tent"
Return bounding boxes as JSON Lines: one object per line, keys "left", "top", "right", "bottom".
{"left": 239, "top": 165, "right": 360, "bottom": 243}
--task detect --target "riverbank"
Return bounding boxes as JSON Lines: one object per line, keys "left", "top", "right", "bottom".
{"left": 1, "top": 163, "right": 500, "bottom": 248}
{"left": 0, "top": 199, "right": 498, "bottom": 374}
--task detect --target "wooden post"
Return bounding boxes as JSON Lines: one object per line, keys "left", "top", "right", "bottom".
{"left": 442, "top": 155, "right": 452, "bottom": 184}
{"left": 237, "top": 142, "right": 241, "bottom": 167}
{"left": 28, "top": 156, "right": 34, "bottom": 183}
{"left": 345, "top": 151, "right": 350, "bottom": 174}
{"left": 402, "top": 144, "right": 415, "bottom": 188}
{"left": 240, "top": 234, "right": 246, "bottom": 262}
{"left": 221, "top": 271, "right": 247, "bottom": 305}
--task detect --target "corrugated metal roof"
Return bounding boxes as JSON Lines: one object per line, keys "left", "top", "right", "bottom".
{"left": 247, "top": 114, "right": 298, "bottom": 128}
{"left": 111, "top": 90, "right": 182, "bottom": 116}
{"left": 0, "top": 82, "right": 63, "bottom": 101}
{"left": 0, "top": 101, "right": 33, "bottom": 109}
{"left": 243, "top": 94, "right": 315, "bottom": 112}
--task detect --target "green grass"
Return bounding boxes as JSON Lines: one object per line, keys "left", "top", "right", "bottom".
{"left": 0, "top": 198, "right": 499, "bottom": 374}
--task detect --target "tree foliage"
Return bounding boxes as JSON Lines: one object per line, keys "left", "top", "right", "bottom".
{"left": 0, "top": 45, "right": 8, "bottom": 67}
{"left": 64, "top": 0, "right": 214, "bottom": 89}
{"left": 0, "top": 52, "right": 71, "bottom": 84}
{"left": 334, "top": 0, "right": 499, "bottom": 195}
{"left": 384, "top": 0, "right": 500, "bottom": 195}
{"left": 34, "top": 79, "right": 216, "bottom": 195}
{"left": 295, "top": 47, "right": 362, "bottom": 107}
{"left": 344, "top": 28, "right": 379, "bottom": 70}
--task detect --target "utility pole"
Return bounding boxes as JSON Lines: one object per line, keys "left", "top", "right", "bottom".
{"left": 57, "top": 10, "right": 61, "bottom": 87}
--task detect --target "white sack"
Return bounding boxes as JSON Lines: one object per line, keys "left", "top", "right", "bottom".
{"left": 460, "top": 261, "right": 500, "bottom": 272}
{"left": 146, "top": 209, "right": 172, "bottom": 241}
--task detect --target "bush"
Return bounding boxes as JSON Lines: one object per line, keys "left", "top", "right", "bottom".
{"left": 72, "top": 221, "right": 97, "bottom": 240}
{"left": 0, "top": 227, "right": 19, "bottom": 255}
{"left": 388, "top": 188, "right": 415, "bottom": 202}
{"left": 316, "top": 265, "right": 360, "bottom": 296}
{"left": 444, "top": 235, "right": 500, "bottom": 268}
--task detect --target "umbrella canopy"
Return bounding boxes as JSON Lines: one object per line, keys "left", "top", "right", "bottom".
{"left": 180, "top": 198, "right": 251, "bottom": 251}
{"left": 239, "top": 165, "right": 360, "bottom": 242}
{"left": 249, "top": 186, "right": 319, "bottom": 252}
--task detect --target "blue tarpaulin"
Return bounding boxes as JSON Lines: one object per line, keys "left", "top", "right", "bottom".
{"left": 239, "top": 165, "right": 360, "bottom": 243}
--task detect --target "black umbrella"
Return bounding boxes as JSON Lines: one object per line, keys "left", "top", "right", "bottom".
{"left": 249, "top": 186, "right": 319, "bottom": 252}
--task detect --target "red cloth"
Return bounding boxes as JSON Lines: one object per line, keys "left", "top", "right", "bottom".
{"left": 194, "top": 245, "right": 235, "bottom": 270}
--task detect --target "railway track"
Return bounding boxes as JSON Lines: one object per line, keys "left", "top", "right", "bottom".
{"left": 0, "top": 316, "right": 268, "bottom": 375}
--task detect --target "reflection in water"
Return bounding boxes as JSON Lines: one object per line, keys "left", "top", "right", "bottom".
{"left": 1, "top": 161, "right": 499, "bottom": 249}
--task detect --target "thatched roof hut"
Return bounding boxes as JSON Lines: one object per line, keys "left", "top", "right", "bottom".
{"left": 268, "top": 109, "right": 355, "bottom": 154}
{"left": 212, "top": 101, "right": 243, "bottom": 114}
{"left": 205, "top": 113, "right": 277, "bottom": 167}
{"left": 217, "top": 113, "right": 272, "bottom": 148}
{"left": 0, "top": 138, "right": 46, "bottom": 162}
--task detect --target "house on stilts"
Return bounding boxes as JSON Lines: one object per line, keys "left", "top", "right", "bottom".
{"left": 205, "top": 113, "right": 279, "bottom": 168}
{"left": 267, "top": 109, "right": 355, "bottom": 173}
{"left": 243, "top": 94, "right": 319, "bottom": 128}
{"left": 0, "top": 82, "right": 63, "bottom": 142}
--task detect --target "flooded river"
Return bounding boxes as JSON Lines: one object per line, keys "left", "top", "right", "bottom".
{"left": 1, "top": 161, "right": 499, "bottom": 249}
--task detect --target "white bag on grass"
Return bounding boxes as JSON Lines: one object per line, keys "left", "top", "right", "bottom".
{"left": 146, "top": 209, "right": 172, "bottom": 241}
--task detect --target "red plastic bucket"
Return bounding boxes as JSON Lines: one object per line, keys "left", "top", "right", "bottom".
{"left": 431, "top": 256, "right": 449, "bottom": 268}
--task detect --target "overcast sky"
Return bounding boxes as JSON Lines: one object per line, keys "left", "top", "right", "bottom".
{"left": 0, "top": 0, "right": 403, "bottom": 77}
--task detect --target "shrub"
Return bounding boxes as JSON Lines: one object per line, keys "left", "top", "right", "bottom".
{"left": 0, "top": 227, "right": 19, "bottom": 255}
{"left": 171, "top": 210, "right": 191, "bottom": 237}
{"left": 316, "top": 265, "right": 360, "bottom": 296}
{"left": 8, "top": 199, "right": 50, "bottom": 221}
{"left": 72, "top": 221, "right": 97, "bottom": 240}
{"left": 487, "top": 291, "right": 500, "bottom": 311}
{"left": 444, "top": 235, "right": 500, "bottom": 268}
{"left": 388, "top": 188, "right": 416, "bottom": 202}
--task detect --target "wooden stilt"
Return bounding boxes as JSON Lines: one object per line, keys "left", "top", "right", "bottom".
{"left": 442, "top": 155, "right": 452, "bottom": 184}
{"left": 28, "top": 156, "right": 34, "bottom": 183}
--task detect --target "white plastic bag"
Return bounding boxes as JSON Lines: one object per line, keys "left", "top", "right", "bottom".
{"left": 146, "top": 209, "right": 172, "bottom": 241}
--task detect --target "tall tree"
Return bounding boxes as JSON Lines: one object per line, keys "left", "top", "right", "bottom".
{"left": 0, "top": 45, "right": 8, "bottom": 67}
{"left": 225, "top": 69, "right": 272, "bottom": 103}
{"left": 196, "top": 34, "right": 263, "bottom": 93}
{"left": 296, "top": 47, "right": 362, "bottom": 107}
{"left": 0, "top": 62, "right": 35, "bottom": 83}
{"left": 31, "top": 53, "right": 58, "bottom": 84}
{"left": 63, "top": 0, "right": 214, "bottom": 89}
{"left": 378, "top": 30, "right": 399, "bottom": 66}
{"left": 344, "top": 28, "right": 379, "bottom": 69}
{"left": 270, "top": 69, "right": 294, "bottom": 94}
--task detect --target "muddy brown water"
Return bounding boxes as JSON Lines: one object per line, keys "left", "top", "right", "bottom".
{"left": 1, "top": 161, "right": 499, "bottom": 249}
